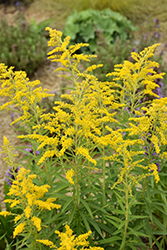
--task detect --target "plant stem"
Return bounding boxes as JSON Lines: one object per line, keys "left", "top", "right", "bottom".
{"left": 122, "top": 172, "right": 129, "bottom": 250}
{"left": 102, "top": 146, "right": 105, "bottom": 192}
{"left": 45, "top": 159, "right": 52, "bottom": 189}
{"left": 74, "top": 159, "right": 79, "bottom": 210}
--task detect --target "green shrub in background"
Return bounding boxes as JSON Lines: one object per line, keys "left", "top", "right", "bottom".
{"left": 82, "top": 18, "right": 167, "bottom": 97}
{"left": 63, "top": 8, "right": 136, "bottom": 53}
{"left": 0, "top": 17, "right": 48, "bottom": 76}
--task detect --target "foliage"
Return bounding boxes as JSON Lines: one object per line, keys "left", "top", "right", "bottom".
{"left": 0, "top": 180, "right": 18, "bottom": 250}
{"left": 63, "top": 8, "right": 136, "bottom": 53}
{"left": 0, "top": 27, "right": 167, "bottom": 250}
{"left": 81, "top": 18, "right": 167, "bottom": 98}
{"left": 0, "top": 16, "right": 47, "bottom": 76}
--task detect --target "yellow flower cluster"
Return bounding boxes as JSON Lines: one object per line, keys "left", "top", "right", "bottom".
{"left": 110, "top": 146, "right": 160, "bottom": 193}
{"left": 18, "top": 28, "right": 122, "bottom": 166}
{"left": 1, "top": 136, "right": 19, "bottom": 168}
{"left": 66, "top": 169, "right": 75, "bottom": 185}
{"left": 0, "top": 63, "right": 54, "bottom": 125}
{"left": 45, "top": 27, "right": 97, "bottom": 76}
{"left": 37, "top": 224, "right": 104, "bottom": 250}
{"left": 0, "top": 167, "right": 61, "bottom": 238}
{"left": 15, "top": 33, "right": 163, "bottom": 196}
{"left": 106, "top": 43, "right": 165, "bottom": 110}
{"left": 126, "top": 97, "right": 167, "bottom": 159}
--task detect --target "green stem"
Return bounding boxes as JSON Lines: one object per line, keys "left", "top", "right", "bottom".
{"left": 141, "top": 177, "right": 147, "bottom": 198}
{"left": 74, "top": 122, "right": 80, "bottom": 211}
{"left": 74, "top": 159, "right": 79, "bottom": 210}
{"left": 122, "top": 173, "right": 129, "bottom": 250}
{"left": 45, "top": 159, "right": 52, "bottom": 190}
{"left": 102, "top": 146, "right": 105, "bottom": 192}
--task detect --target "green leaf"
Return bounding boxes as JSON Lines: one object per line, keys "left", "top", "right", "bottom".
{"left": 98, "top": 236, "right": 121, "bottom": 244}
{"left": 0, "top": 232, "right": 6, "bottom": 241}
{"left": 80, "top": 213, "right": 91, "bottom": 232}
{"left": 128, "top": 227, "right": 148, "bottom": 238}
{"left": 52, "top": 184, "right": 69, "bottom": 194}
{"left": 108, "top": 209, "right": 125, "bottom": 215}
{"left": 106, "top": 215, "right": 123, "bottom": 223}
{"left": 88, "top": 218, "right": 104, "bottom": 238}
{"left": 130, "top": 215, "right": 148, "bottom": 220}
{"left": 80, "top": 22, "right": 95, "bottom": 42}
{"left": 61, "top": 197, "right": 74, "bottom": 213}
{"left": 152, "top": 235, "right": 164, "bottom": 250}
{"left": 88, "top": 202, "right": 107, "bottom": 213}
{"left": 105, "top": 218, "right": 119, "bottom": 228}
{"left": 152, "top": 204, "right": 167, "bottom": 216}
{"left": 153, "top": 217, "right": 167, "bottom": 232}
{"left": 88, "top": 39, "right": 97, "bottom": 53}
{"left": 63, "top": 23, "right": 79, "bottom": 40}
{"left": 80, "top": 199, "right": 93, "bottom": 218}
{"left": 96, "top": 221, "right": 114, "bottom": 235}
{"left": 68, "top": 206, "right": 76, "bottom": 224}
{"left": 126, "top": 242, "right": 140, "bottom": 250}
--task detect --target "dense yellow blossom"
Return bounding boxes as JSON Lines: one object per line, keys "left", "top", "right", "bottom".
{"left": 31, "top": 216, "right": 41, "bottom": 231}
{"left": 38, "top": 224, "right": 104, "bottom": 249}
{"left": 36, "top": 239, "right": 56, "bottom": 248}
{"left": 13, "top": 222, "right": 26, "bottom": 238}
{"left": 0, "top": 63, "right": 54, "bottom": 126}
{"left": 0, "top": 211, "right": 12, "bottom": 217}
{"left": 1, "top": 167, "right": 61, "bottom": 239}
{"left": 76, "top": 147, "right": 97, "bottom": 165}
{"left": 66, "top": 169, "right": 75, "bottom": 185}
{"left": 149, "top": 163, "right": 160, "bottom": 183}
{"left": 1, "top": 136, "right": 19, "bottom": 168}
{"left": 106, "top": 43, "right": 165, "bottom": 109}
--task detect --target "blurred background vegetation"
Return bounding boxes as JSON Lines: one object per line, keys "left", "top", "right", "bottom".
{"left": 0, "top": 0, "right": 167, "bottom": 89}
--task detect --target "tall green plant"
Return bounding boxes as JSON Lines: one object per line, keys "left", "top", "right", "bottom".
{"left": 0, "top": 27, "right": 166, "bottom": 249}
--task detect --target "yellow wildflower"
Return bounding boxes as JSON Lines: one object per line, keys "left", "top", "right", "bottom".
{"left": 24, "top": 206, "right": 32, "bottom": 218}
{"left": 149, "top": 163, "right": 160, "bottom": 183}
{"left": 76, "top": 147, "right": 97, "bottom": 165}
{"left": 66, "top": 169, "right": 75, "bottom": 185}
{"left": 14, "top": 214, "right": 22, "bottom": 223}
{"left": 13, "top": 222, "right": 26, "bottom": 238}
{"left": 53, "top": 225, "right": 104, "bottom": 250}
{"left": 0, "top": 211, "right": 12, "bottom": 217}
{"left": 31, "top": 216, "right": 41, "bottom": 231}
{"left": 36, "top": 239, "right": 56, "bottom": 248}
{"left": 34, "top": 200, "right": 61, "bottom": 211}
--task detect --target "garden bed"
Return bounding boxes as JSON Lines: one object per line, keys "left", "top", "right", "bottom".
{"left": 0, "top": 1, "right": 167, "bottom": 249}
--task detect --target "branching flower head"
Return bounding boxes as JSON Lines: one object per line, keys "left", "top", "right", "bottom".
{"left": 0, "top": 167, "right": 61, "bottom": 240}
{"left": 106, "top": 44, "right": 165, "bottom": 112}
{"left": 66, "top": 169, "right": 75, "bottom": 185}
{"left": 37, "top": 224, "right": 104, "bottom": 250}
{"left": 5, "top": 166, "right": 20, "bottom": 186}
{"left": 0, "top": 63, "right": 54, "bottom": 125}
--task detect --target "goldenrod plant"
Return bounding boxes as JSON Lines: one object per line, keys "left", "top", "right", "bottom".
{"left": 0, "top": 27, "right": 167, "bottom": 249}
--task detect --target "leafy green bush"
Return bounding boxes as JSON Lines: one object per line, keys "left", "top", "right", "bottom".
{"left": 0, "top": 17, "right": 47, "bottom": 76}
{"left": 82, "top": 18, "right": 167, "bottom": 97}
{"left": 1, "top": 25, "right": 167, "bottom": 249}
{"left": 63, "top": 8, "right": 136, "bottom": 53}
